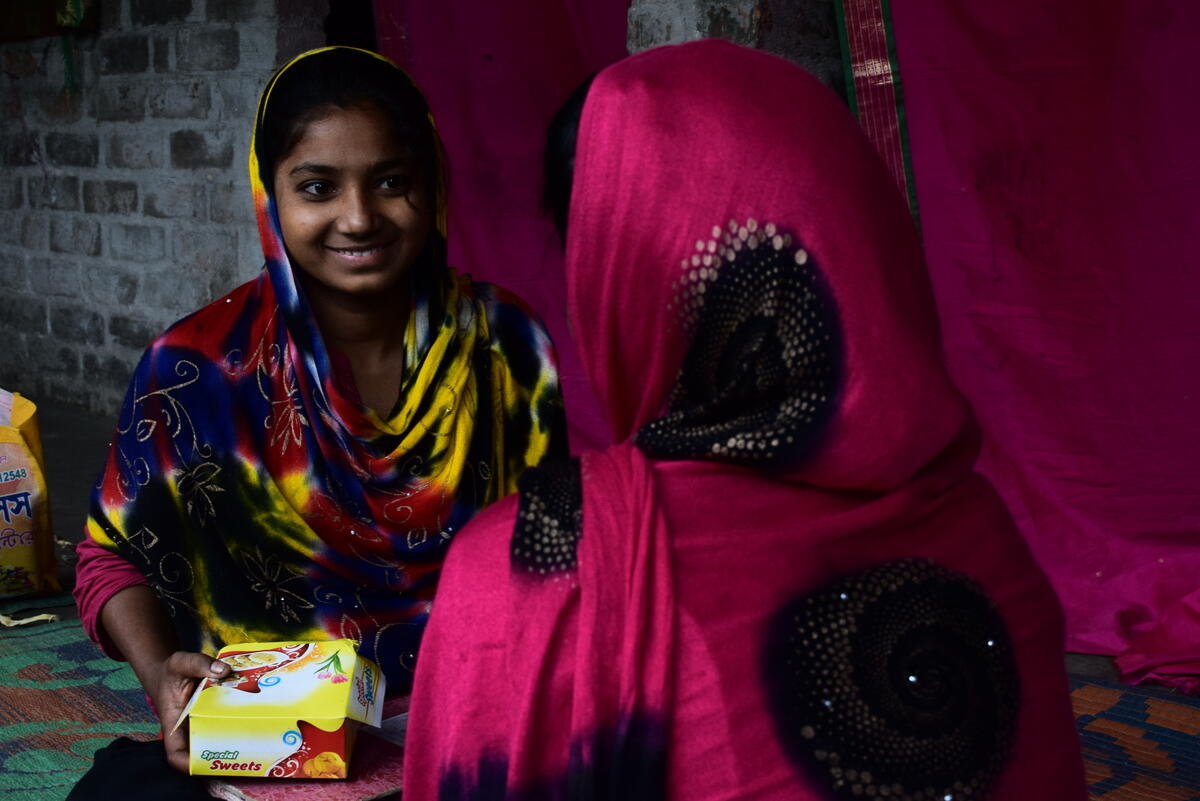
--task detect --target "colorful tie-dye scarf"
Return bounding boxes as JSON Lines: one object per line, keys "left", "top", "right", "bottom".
{"left": 85, "top": 47, "right": 566, "bottom": 687}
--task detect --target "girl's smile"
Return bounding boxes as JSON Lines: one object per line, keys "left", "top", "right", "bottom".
{"left": 326, "top": 242, "right": 396, "bottom": 268}
{"left": 272, "top": 102, "right": 433, "bottom": 302}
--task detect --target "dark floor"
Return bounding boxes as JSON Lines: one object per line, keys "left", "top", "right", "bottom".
{"left": 1066, "top": 651, "right": 1118, "bottom": 683}
{"left": 28, "top": 400, "right": 1124, "bottom": 683}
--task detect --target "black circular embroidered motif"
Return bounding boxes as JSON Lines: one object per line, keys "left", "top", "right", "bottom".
{"left": 636, "top": 220, "right": 840, "bottom": 467}
{"left": 511, "top": 458, "right": 583, "bottom": 579}
{"left": 763, "top": 559, "right": 1019, "bottom": 801}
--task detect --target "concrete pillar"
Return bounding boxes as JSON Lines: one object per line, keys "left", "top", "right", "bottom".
{"left": 627, "top": 0, "right": 844, "bottom": 96}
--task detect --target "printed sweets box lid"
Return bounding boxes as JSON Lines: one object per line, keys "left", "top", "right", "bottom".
{"left": 183, "top": 639, "right": 386, "bottom": 779}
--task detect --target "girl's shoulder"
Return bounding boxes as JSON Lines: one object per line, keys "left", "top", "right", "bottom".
{"left": 466, "top": 277, "right": 538, "bottom": 317}
{"left": 130, "top": 274, "right": 271, "bottom": 384}
{"left": 466, "top": 278, "right": 554, "bottom": 351}
{"left": 154, "top": 273, "right": 269, "bottom": 349}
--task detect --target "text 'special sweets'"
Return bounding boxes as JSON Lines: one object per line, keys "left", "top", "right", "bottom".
{"left": 180, "top": 640, "right": 385, "bottom": 778}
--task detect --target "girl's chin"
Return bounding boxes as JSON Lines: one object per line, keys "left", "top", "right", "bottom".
{"left": 296, "top": 270, "right": 412, "bottom": 302}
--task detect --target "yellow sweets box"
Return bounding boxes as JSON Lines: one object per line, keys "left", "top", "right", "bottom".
{"left": 181, "top": 639, "right": 386, "bottom": 779}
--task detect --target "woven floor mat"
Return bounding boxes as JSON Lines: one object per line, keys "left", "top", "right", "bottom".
{"left": 1071, "top": 675, "right": 1200, "bottom": 800}
{"left": 0, "top": 615, "right": 157, "bottom": 800}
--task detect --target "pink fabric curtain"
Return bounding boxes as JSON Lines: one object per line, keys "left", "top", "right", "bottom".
{"left": 886, "top": 3, "right": 1200, "bottom": 670}
{"left": 378, "top": 0, "right": 1200, "bottom": 683}
{"left": 373, "top": 0, "right": 628, "bottom": 452}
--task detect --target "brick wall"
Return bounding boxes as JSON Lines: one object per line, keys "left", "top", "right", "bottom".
{"left": 628, "top": 0, "right": 844, "bottom": 95}
{"left": 0, "top": 0, "right": 324, "bottom": 414}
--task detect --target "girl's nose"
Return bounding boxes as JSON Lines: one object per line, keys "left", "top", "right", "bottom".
{"left": 337, "top": 188, "right": 377, "bottom": 234}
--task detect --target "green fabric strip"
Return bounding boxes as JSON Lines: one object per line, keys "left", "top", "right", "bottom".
{"left": 833, "top": 0, "right": 860, "bottom": 119}
{"left": 834, "top": 0, "right": 922, "bottom": 226}
{"left": 878, "top": 0, "right": 921, "bottom": 227}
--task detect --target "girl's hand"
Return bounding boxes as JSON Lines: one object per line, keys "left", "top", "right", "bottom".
{"left": 150, "top": 651, "right": 231, "bottom": 772}
{"left": 98, "top": 585, "right": 233, "bottom": 773}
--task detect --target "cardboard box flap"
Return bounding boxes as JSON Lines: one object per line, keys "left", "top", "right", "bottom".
{"left": 345, "top": 649, "right": 386, "bottom": 727}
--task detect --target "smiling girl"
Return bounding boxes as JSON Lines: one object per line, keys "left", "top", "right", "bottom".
{"left": 70, "top": 47, "right": 566, "bottom": 779}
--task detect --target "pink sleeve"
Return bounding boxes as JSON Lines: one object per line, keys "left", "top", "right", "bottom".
{"left": 73, "top": 537, "right": 149, "bottom": 661}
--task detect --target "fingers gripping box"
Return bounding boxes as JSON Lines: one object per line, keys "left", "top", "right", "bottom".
{"left": 184, "top": 640, "right": 385, "bottom": 779}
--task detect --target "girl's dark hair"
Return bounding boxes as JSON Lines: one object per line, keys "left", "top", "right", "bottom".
{"left": 542, "top": 75, "right": 594, "bottom": 243}
{"left": 257, "top": 48, "right": 440, "bottom": 204}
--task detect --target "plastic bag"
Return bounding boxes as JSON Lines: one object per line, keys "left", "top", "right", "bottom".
{"left": 0, "top": 390, "right": 58, "bottom": 598}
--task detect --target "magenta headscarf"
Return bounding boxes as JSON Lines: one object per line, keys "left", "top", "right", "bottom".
{"left": 405, "top": 40, "right": 1086, "bottom": 800}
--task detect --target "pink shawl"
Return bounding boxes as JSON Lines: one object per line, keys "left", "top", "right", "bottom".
{"left": 405, "top": 40, "right": 1086, "bottom": 799}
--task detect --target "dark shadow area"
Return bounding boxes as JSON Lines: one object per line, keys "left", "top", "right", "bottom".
{"left": 38, "top": 400, "right": 113, "bottom": 594}
{"left": 325, "top": 0, "right": 376, "bottom": 50}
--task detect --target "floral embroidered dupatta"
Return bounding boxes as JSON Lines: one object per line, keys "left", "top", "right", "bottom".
{"left": 84, "top": 47, "right": 565, "bottom": 687}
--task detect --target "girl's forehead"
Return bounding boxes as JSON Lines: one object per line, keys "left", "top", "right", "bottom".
{"left": 282, "top": 105, "right": 415, "bottom": 166}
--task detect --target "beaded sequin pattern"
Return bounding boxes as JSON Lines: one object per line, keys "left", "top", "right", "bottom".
{"left": 511, "top": 458, "right": 583, "bottom": 579}
{"left": 763, "top": 559, "right": 1019, "bottom": 801}
{"left": 636, "top": 219, "right": 840, "bottom": 466}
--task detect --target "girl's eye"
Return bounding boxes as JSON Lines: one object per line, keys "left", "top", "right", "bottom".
{"left": 379, "top": 175, "right": 410, "bottom": 193}
{"left": 299, "top": 181, "right": 334, "bottom": 197}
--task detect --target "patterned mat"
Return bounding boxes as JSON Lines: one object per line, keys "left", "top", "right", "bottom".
{"left": 1071, "top": 676, "right": 1200, "bottom": 799}
{"left": 0, "top": 595, "right": 157, "bottom": 800}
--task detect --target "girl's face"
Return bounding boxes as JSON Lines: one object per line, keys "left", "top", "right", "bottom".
{"left": 272, "top": 103, "right": 433, "bottom": 301}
